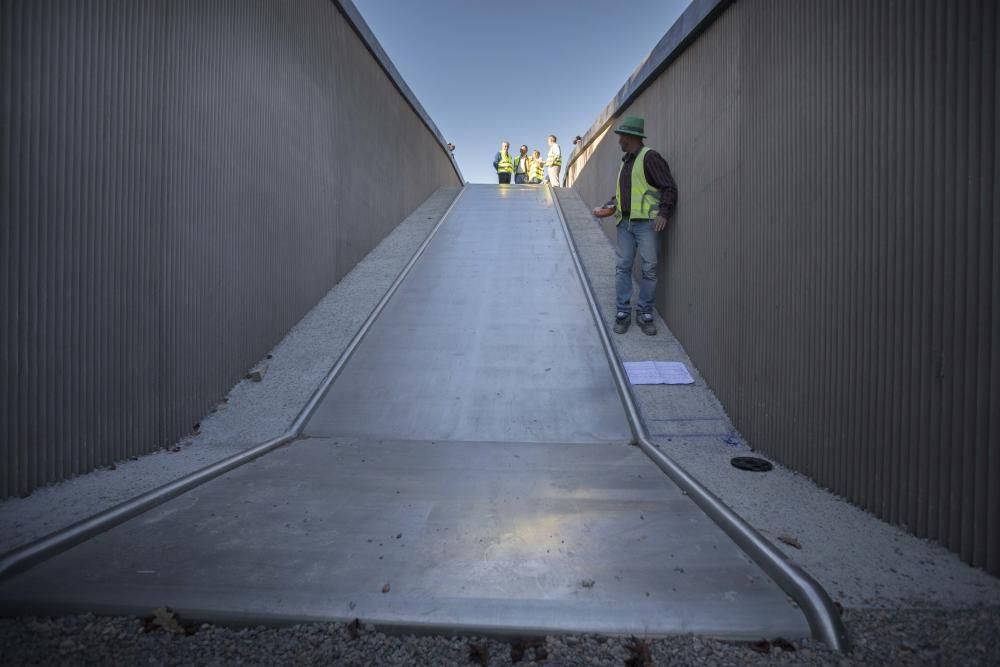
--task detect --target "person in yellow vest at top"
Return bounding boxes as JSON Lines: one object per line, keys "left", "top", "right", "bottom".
{"left": 544, "top": 135, "right": 561, "bottom": 186}
{"left": 528, "top": 149, "right": 545, "bottom": 184}
{"left": 592, "top": 116, "right": 678, "bottom": 336}
{"left": 493, "top": 141, "right": 514, "bottom": 184}
{"left": 513, "top": 145, "right": 531, "bottom": 184}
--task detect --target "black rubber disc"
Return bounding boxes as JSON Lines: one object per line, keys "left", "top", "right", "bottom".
{"left": 731, "top": 456, "right": 773, "bottom": 472}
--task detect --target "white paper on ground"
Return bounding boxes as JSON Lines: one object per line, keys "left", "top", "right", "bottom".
{"left": 623, "top": 361, "right": 694, "bottom": 385}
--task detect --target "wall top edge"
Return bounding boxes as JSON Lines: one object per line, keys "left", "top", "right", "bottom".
{"left": 565, "top": 0, "right": 732, "bottom": 174}
{"left": 332, "top": 0, "right": 465, "bottom": 183}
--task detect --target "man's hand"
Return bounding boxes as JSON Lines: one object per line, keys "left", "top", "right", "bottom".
{"left": 653, "top": 214, "right": 668, "bottom": 232}
{"left": 593, "top": 206, "right": 615, "bottom": 219}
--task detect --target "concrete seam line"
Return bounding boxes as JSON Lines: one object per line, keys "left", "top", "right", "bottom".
{"left": 547, "top": 187, "right": 850, "bottom": 653}
{"left": 0, "top": 187, "right": 467, "bottom": 584}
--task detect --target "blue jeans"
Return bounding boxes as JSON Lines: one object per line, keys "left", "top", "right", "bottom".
{"left": 514, "top": 173, "right": 527, "bottom": 184}
{"left": 615, "top": 217, "right": 658, "bottom": 314}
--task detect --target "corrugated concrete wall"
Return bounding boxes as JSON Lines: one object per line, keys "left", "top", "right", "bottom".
{"left": 566, "top": 0, "right": 999, "bottom": 575}
{"left": 1, "top": 0, "right": 462, "bottom": 497}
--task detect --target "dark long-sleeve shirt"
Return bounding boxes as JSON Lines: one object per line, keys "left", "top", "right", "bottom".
{"left": 603, "top": 147, "right": 677, "bottom": 219}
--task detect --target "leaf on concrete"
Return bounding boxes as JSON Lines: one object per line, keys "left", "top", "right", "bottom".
{"left": 777, "top": 535, "right": 802, "bottom": 549}
{"left": 381, "top": 583, "right": 390, "bottom": 593}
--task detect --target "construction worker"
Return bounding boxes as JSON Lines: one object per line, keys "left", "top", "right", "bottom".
{"left": 513, "top": 145, "right": 530, "bottom": 184}
{"left": 493, "top": 141, "right": 514, "bottom": 184}
{"left": 528, "top": 149, "right": 545, "bottom": 184}
{"left": 592, "top": 116, "right": 677, "bottom": 336}
{"left": 544, "top": 135, "right": 562, "bottom": 187}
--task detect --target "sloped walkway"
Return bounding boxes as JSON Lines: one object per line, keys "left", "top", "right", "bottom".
{"left": 0, "top": 186, "right": 807, "bottom": 639}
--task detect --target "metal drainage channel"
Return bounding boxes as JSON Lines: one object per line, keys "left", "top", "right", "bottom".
{"left": 1, "top": 184, "right": 848, "bottom": 652}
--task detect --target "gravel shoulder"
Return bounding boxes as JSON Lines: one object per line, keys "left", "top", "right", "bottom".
{"left": 2, "top": 608, "right": 998, "bottom": 666}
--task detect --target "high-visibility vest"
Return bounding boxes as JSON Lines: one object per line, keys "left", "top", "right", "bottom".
{"left": 529, "top": 158, "right": 545, "bottom": 181}
{"left": 546, "top": 144, "right": 562, "bottom": 167}
{"left": 513, "top": 154, "right": 529, "bottom": 174}
{"left": 496, "top": 151, "right": 513, "bottom": 174}
{"left": 614, "top": 147, "right": 660, "bottom": 223}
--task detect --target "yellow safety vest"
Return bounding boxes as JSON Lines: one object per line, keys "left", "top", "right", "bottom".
{"left": 496, "top": 151, "right": 513, "bottom": 174}
{"left": 614, "top": 147, "right": 660, "bottom": 224}
{"left": 513, "top": 154, "right": 530, "bottom": 174}
{"left": 546, "top": 144, "right": 562, "bottom": 167}
{"left": 529, "top": 158, "right": 544, "bottom": 181}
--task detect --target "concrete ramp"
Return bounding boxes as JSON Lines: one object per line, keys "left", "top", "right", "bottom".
{"left": 0, "top": 185, "right": 808, "bottom": 639}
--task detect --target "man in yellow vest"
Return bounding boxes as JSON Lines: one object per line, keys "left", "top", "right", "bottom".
{"left": 592, "top": 116, "right": 677, "bottom": 336}
{"left": 544, "top": 135, "right": 562, "bottom": 187}
{"left": 493, "top": 141, "right": 514, "bottom": 184}
{"left": 513, "top": 145, "right": 531, "bottom": 184}
{"left": 528, "top": 149, "right": 545, "bottom": 184}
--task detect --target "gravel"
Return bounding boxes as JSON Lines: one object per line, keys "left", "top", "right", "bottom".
{"left": 1, "top": 608, "right": 998, "bottom": 665}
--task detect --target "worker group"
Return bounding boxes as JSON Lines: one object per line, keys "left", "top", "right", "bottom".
{"left": 493, "top": 135, "right": 562, "bottom": 187}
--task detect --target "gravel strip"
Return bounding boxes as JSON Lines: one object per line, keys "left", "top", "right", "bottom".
{"left": 2, "top": 608, "right": 998, "bottom": 666}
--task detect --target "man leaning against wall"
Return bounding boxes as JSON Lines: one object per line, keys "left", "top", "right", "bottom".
{"left": 593, "top": 116, "right": 677, "bottom": 336}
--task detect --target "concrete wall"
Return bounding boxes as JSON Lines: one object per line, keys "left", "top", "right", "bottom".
{"left": 566, "top": 0, "right": 999, "bottom": 575}
{"left": 1, "top": 0, "right": 462, "bottom": 497}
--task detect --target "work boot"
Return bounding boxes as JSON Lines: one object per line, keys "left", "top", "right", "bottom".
{"left": 636, "top": 311, "right": 657, "bottom": 336}
{"left": 613, "top": 311, "right": 630, "bottom": 334}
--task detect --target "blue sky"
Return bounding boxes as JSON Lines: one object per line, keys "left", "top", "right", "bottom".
{"left": 353, "top": 0, "right": 693, "bottom": 184}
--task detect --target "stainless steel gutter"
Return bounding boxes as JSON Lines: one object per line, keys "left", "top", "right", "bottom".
{"left": 0, "top": 187, "right": 468, "bottom": 584}
{"left": 547, "top": 186, "right": 850, "bottom": 653}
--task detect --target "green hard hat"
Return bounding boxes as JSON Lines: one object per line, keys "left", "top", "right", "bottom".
{"left": 614, "top": 116, "right": 646, "bottom": 138}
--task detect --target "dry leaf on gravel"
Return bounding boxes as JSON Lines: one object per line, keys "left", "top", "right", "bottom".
{"left": 143, "top": 607, "right": 189, "bottom": 635}
{"left": 468, "top": 641, "right": 489, "bottom": 666}
{"left": 625, "top": 636, "right": 653, "bottom": 667}
{"left": 772, "top": 637, "right": 796, "bottom": 652}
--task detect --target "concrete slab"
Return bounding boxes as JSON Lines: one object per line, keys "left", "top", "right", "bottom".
{"left": 304, "top": 185, "right": 630, "bottom": 444}
{"left": 0, "top": 437, "right": 807, "bottom": 638}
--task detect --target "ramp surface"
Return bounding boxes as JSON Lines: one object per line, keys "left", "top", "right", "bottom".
{"left": 0, "top": 186, "right": 808, "bottom": 639}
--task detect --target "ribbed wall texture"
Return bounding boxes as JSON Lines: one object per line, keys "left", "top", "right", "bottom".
{"left": 1, "top": 0, "right": 461, "bottom": 498}
{"left": 567, "top": 0, "right": 999, "bottom": 575}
